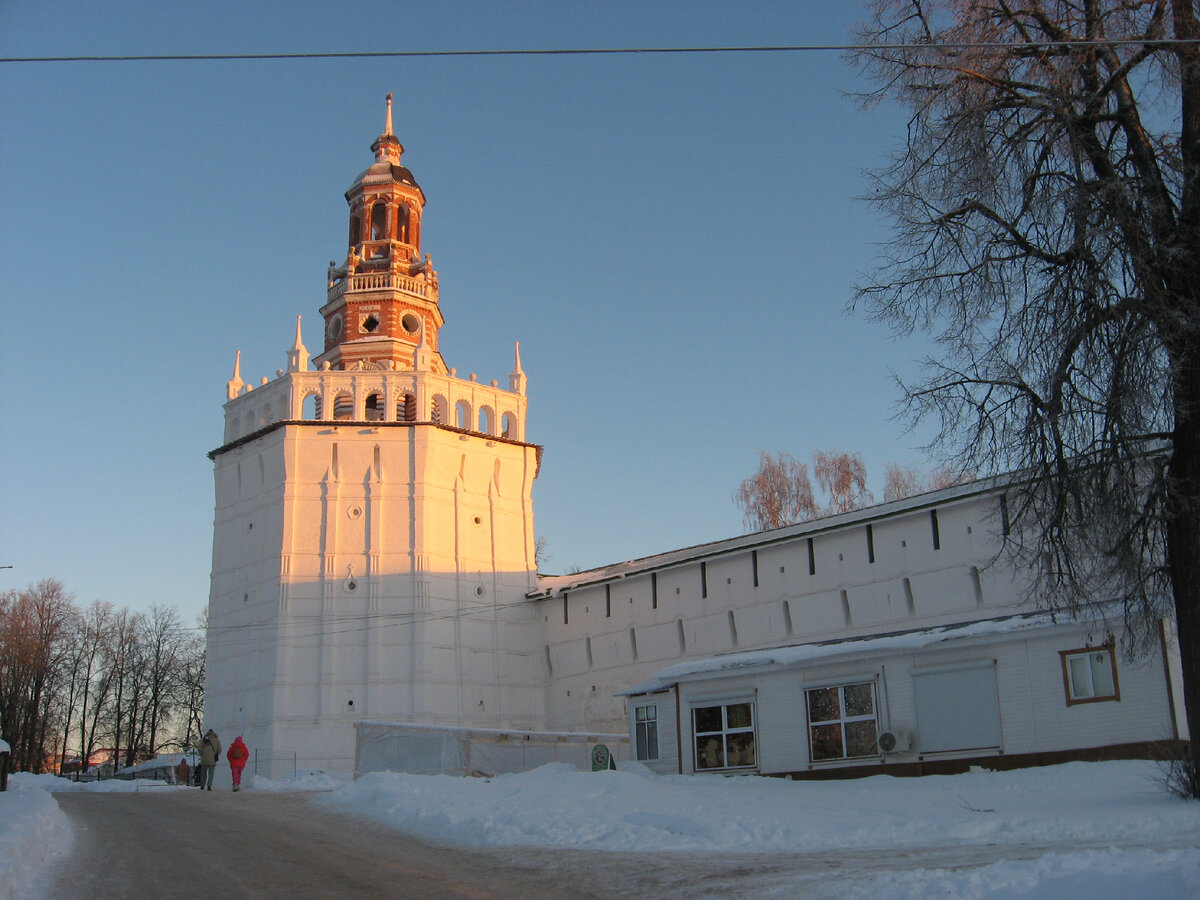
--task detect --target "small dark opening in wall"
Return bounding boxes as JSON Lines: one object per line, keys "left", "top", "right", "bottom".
{"left": 931, "top": 509, "right": 942, "bottom": 550}
{"left": 651, "top": 572, "right": 658, "bottom": 609}
{"left": 363, "top": 313, "right": 380, "bottom": 332}
{"left": 700, "top": 562, "right": 708, "bottom": 598}
{"left": 866, "top": 524, "right": 875, "bottom": 564}
{"left": 751, "top": 550, "right": 759, "bottom": 587}
{"left": 807, "top": 538, "right": 816, "bottom": 575}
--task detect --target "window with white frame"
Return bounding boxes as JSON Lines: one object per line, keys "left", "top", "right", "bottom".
{"left": 692, "top": 701, "right": 756, "bottom": 771}
{"left": 634, "top": 704, "right": 660, "bottom": 761}
{"left": 806, "top": 682, "right": 878, "bottom": 761}
{"left": 1061, "top": 647, "right": 1119, "bottom": 704}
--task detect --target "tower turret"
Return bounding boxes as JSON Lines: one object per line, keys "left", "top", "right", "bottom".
{"left": 316, "top": 94, "right": 446, "bottom": 373}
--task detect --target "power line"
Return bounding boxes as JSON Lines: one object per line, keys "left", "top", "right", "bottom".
{"left": 3, "top": 39, "right": 1199, "bottom": 64}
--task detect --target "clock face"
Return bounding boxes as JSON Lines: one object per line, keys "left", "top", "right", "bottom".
{"left": 327, "top": 314, "right": 344, "bottom": 342}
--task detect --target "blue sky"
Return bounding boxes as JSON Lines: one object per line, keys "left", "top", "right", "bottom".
{"left": 0, "top": 1, "right": 938, "bottom": 623}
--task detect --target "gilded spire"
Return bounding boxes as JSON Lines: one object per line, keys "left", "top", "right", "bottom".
{"left": 372, "top": 92, "right": 403, "bottom": 164}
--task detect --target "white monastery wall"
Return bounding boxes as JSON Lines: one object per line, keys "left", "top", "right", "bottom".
{"left": 537, "top": 488, "right": 1032, "bottom": 736}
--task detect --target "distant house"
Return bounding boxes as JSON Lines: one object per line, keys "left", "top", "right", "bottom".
{"left": 114, "top": 750, "right": 199, "bottom": 783}
{"left": 59, "top": 749, "right": 121, "bottom": 780}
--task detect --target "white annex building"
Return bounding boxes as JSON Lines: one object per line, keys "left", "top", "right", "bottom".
{"left": 206, "top": 99, "right": 1188, "bottom": 780}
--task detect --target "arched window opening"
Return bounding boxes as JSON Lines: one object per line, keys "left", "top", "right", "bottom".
{"left": 396, "top": 203, "right": 410, "bottom": 243}
{"left": 333, "top": 392, "right": 354, "bottom": 420}
{"left": 302, "top": 394, "right": 322, "bottom": 420}
{"left": 397, "top": 393, "right": 417, "bottom": 422}
{"left": 371, "top": 202, "right": 388, "bottom": 241}
{"left": 348, "top": 214, "right": 361, "bottom": 247}
{"left": 431, "top": 395, "right": 447, "bottom": 424}
{"left": 455, "top": 400, "right": 471, "bottom": 430}
{"left": 478, "top": 407, "right": 492, "bottom": 435}
{"left": 501, "top": 412, "right": 516, "bottom": 438}
{"left": 365, "top": 393, "right": 383, "bottom": 421}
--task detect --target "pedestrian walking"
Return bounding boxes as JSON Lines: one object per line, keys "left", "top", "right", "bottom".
{"left": 226, "top": 736, "right": 249, "bottom": 791}
{"left": 174, "top": 756, "right": 190, "bottom": 787}
{"left": 198, "top": 729, "right": 221, "bottom": 790}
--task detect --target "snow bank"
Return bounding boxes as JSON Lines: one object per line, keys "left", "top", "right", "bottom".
{"left": 248, "top": 770, "right": 348, "bottom": 792}
{"left": 318, "top": 760, "right": 1200, "bottom": 854}
{"left": 0, "top": 775, "right": 71, "bottom": 899}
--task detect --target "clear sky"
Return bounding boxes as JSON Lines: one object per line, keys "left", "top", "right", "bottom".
{"left": 0, "top": 1, "right": 939, "bottom": 623}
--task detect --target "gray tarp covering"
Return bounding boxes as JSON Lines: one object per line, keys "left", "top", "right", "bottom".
{"left": 354, "top": 722, "right": 629, "bottom": 778}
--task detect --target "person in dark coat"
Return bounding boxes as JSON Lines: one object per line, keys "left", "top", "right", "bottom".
{"left": 174, "top": 756, "right": 191, "bottom": 786}
{"left": 198, "top": 729, "right": 221, "bottom": 790}
{"left": 226, "top": 736, "right": 249, "bottom": 791}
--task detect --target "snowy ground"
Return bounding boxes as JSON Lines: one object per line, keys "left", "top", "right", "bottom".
{"left": 3, "top": 760, "right": 1197, "bottom": 898}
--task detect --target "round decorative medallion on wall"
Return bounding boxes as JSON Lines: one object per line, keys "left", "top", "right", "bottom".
{"left": 328, "top": 314, "right": 344, "bottom": 341}
{"left": 402, "top": 313, "right": 421, "bottom": 334}
{"left": 347, "top": 505, "right": 363, "bottom": 519}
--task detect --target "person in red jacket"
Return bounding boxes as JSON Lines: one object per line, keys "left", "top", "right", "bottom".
{"left": 226, "top": 736, "right": 250, "bottom": 791}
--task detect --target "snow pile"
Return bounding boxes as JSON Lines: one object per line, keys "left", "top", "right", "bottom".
{"left": 318, "top": 760, "right": 1199, "bottom": 854}
{"left": 248, "top": 770, "right": 348, "bottom": 792}
{"left": 0, "top": 776, "right": 71, "bottom": 898}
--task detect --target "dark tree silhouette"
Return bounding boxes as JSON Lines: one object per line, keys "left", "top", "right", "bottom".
{"left": 853, "top": 0, "right": 1200, "bottom": 794}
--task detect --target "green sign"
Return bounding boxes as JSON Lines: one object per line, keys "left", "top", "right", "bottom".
{"left": 591, "top": 744, "right": 615, "bottom": 771}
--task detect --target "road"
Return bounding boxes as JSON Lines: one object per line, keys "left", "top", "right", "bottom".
{"left": 44, "top": 788, "right": 617, "bottom": 899}
{"left": 35, "top": 786, "right": 1191, "bottom": 899}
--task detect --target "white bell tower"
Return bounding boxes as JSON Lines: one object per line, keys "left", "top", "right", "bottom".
{"left": 204, "top": 97, "right": 544, "bottom": 776}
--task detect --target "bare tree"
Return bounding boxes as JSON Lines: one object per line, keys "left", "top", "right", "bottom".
{"left": 852, "top": 0, "right": 1200, "bottom": 794}
{"left": 883, "top": 462, "right": 969, "bottom": 501}
{"left": 735, "top": 451, "right": 818, "bottom": 530}
{"left": 0, "top": 581, "right": 76, "bottom": 771}
{"left": 813, "top": 451, "right": 873, "bottom": 514}
{"left": 737, "top": 450, "right": 882, "bottom": 529}
{"left": 883, "top": 463, "right": 926, "bottom": 503}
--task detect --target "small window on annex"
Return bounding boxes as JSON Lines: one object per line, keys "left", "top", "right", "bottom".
{"left": 634, "top": 704, "right": 659, "bottom": 761}
{"left": 692, "top": 701, "right": 756, "bottom": 771}
{"left": 1061, "top": 647, "right": 1119, "bottom": 704}
{"left": 806, "top": 682, "right": 878, "bottom": 762}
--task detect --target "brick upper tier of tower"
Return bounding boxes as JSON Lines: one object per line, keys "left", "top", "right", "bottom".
{"left": 316, "top": 93, "right": 446, "bottom": 374}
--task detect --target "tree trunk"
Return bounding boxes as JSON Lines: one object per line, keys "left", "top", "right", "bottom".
{"left": 1167, "top": 350, "right": 1200, "bottom": 796}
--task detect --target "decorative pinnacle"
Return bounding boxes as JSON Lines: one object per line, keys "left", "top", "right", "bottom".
{"left": 385, "top": 93, "right": 394, "bottom": 136}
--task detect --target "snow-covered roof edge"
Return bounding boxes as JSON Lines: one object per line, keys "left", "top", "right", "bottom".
{"left": 619, "top": 606, "right": 1116, "bottom": 696}
{"left": 530, "top": 473, "right": 1011, "bottom": 600}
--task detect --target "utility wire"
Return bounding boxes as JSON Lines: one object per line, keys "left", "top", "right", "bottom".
{"left": 3, "top": 39, "right": 1200, "bottom": 64}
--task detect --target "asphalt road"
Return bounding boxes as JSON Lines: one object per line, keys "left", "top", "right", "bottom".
{"left": 42, "top": 788, "right": 619, "bottom": 899}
